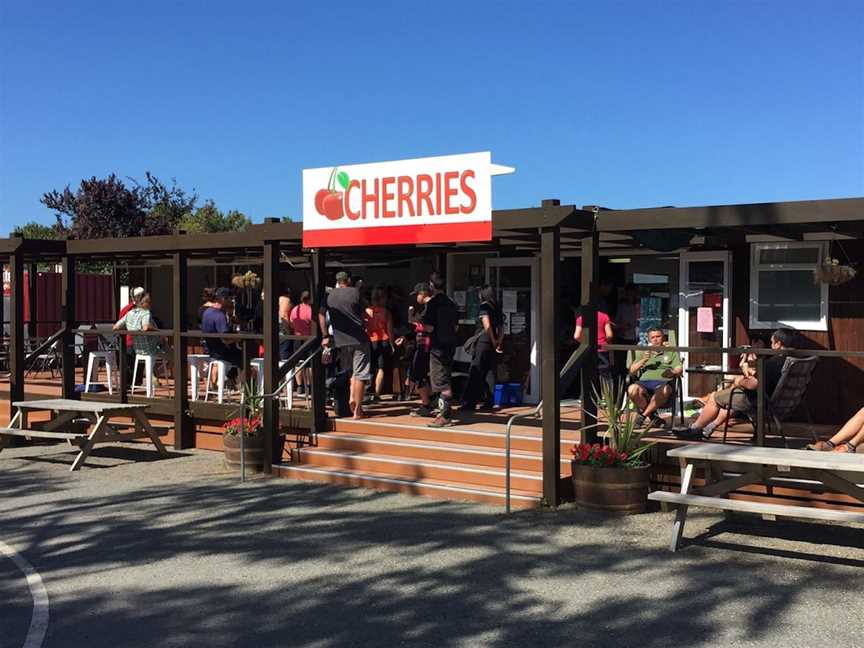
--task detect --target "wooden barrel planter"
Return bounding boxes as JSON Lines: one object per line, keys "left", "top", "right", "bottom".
{"left": 572, "top": 462, "right": 651, "bottom": 514}
{"left": 223, "top": 433, "right": 265, "bottom": 473}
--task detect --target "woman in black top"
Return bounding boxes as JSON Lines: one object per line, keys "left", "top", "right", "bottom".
{"left": 460, "top": 286, "right": 504, "bottom": 411}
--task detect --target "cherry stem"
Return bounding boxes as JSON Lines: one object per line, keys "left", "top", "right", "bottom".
{"left": 327, "top": 167, "right": 338, "bottom": 192}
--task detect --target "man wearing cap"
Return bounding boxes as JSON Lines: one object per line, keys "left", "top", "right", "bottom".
{"left": 202, "top": 287, "right": 243, "bottom": 384}
{"left": 419, "top": 274, "right": 459, "bottom": 427}
{"left": 319, "top": 272, "right": 372, "bottom": 419}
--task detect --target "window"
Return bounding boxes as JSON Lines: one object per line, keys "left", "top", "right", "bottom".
{"left": 749, "top": 242, "right": 828, "bottom": 331}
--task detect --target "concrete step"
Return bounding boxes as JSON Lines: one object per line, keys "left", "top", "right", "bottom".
{"left": 296, "top": 447, "right": 543, "bottom": 493}
{"left": 273, "top": 463, "right": 541, "bottom": 509}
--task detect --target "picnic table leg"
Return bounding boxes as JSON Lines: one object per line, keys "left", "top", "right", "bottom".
{"left": 670, "top": 458, "right": 695, "bottom": 552}
{"left": 132, "top": 410, "right": 169, "bottom": 457}
{"left": 70, "top": 415, "right": 110, "bottom": 471}
{"left": 0, "top": 408, "right": 24, "bottom": 455}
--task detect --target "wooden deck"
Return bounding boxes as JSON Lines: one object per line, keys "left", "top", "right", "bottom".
{"left": 3, "top": 368, "right": 857, "bottom": 512}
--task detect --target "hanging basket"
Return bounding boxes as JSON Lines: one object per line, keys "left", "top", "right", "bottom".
{"left": 814, "top": 260, "right": 856, "bottom": 286}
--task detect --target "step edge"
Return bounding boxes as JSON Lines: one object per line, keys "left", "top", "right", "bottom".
{"left": 274, "top": 464, "right": 541, "bottom": 501}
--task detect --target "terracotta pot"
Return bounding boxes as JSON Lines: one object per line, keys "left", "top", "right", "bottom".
{"left": 571, "top": 462, "right": 650, "bottom": 514}
{"left": 223, "top": 432, "right": 265, "bottom": 473}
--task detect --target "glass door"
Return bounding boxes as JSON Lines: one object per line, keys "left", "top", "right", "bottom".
{"left": 678, "top": 252, "right": 731, "bottom": 400}
{"left": 486, "top": 258, "right": 540, "bottom": 403}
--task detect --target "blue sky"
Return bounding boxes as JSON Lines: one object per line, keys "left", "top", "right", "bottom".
{"left": 1, "top": 1, "right": 862, "bottom": 235}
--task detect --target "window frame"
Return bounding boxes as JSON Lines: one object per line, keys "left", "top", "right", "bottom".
{"left": 749, "top": 241, "right": 828, "bottom": 331}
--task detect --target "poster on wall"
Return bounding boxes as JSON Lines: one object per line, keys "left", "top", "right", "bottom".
{"left": 302, "top": 152, "right": 514, "bottom": 248}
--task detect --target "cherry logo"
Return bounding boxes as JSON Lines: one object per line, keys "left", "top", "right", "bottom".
{"left": 314, "top": 167, "right": 349, "bottom": 220}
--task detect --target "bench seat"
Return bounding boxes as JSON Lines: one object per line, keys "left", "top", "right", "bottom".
{"left": 0, "top": 428, "right": 83, "bottom": 441}
{"left": 649, "top": 490, "right": 864, "bottom": 524}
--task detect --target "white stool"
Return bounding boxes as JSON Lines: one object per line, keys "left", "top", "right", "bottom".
{"left": 85, "top": 351, "right": 117, "bottom": 394}
{"left": 131, "top": 354, "right": 171, "bottom": 398}
{"left": 187, "top": 354, "right": 211, "bottom": 401}
{"left": 204, "top": 359, "right": 232, "bottom": 404}
{"left": 250, "top": 358, "right": 294, "bottom": 409}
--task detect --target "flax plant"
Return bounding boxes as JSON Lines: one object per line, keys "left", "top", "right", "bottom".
{"left": 582, "top": 378, "right": 654, "bottom": 467}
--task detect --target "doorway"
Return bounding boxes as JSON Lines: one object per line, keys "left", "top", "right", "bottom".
{"left": 678, "top": 251, "right": 731, "bottom": 399}
{"left": 485, "top": 258, "right": 540, "bottom": 403}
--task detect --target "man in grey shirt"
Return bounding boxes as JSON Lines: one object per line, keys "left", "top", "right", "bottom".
{"left": 319, "top": 271, "right": 371, "bottom": 419}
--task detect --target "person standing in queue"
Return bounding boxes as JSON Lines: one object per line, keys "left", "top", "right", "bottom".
{"left": 318, "top": 272, "right": 372, "bottom": 419}
{"left": 403, "top": 283, "right": 433, "bottom": 408}
{"left": 460, "top": 285, "right": 504, "bottom": 411}
{"left": 366, "top": 286, "right": 394, "bottom": 402}
{"left": 419, "top": 274, "right": 460, "bottom": 428}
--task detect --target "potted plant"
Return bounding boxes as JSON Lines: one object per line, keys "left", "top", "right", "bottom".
{"left": 571, "top": 379, "right": 654, "bottom": 514}
{"left": 222, "top": 382, "right": 266, "bottom": 472}
{"left": 814, "top": 257, "right": 856, "bottom": 286}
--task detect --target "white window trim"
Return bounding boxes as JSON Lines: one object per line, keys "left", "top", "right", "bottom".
{"left": 749, "top": 241, "right": 828, "bottom": 331}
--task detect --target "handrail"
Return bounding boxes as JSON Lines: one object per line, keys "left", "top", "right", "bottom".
{"left": 24, "top": 328, "right": 66, "bottom": 365}
{"left": 236, "top": 338, "right": 323, "bottom": 483}
{"left": 604, "top": 343, "right": 864, "bottom": 360}
{"left": 504, "top": 342, "right": 591, "bottom": 513}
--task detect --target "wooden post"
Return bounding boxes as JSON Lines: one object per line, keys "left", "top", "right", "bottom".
{"left": 540, "top": 226, "right": 561, "bottom": 506}
{"left": 756, "top": 355, "right": 765, "bottom": 446}
{"left": 580, "top": 229, "right": 600, "bottom": 442}
{"left": 27, "top": 262, "right": 37, "bottom": 342}
{"left": 9, "top": 250, "right": 24, "bottom": 410}
{"left": 309, "top": 249, "right": 327, "bottom": 435}
{"left": 172, "top": 252, "right": 192, "bottom": 449}
{"left": 111, "top": 263, "right": 120, "bottom": 316}
{"left": 262, "top": 241, "right": 280, "bottom": 472}
{"left": 61, "top": 255, "right": 78, "bottom": 399}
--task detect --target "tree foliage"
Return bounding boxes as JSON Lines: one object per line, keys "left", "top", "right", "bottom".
{"left": 17, "top": 221, "right": 59, "bottom": 239}
{"left": 179, "top": 200, "right": 251, "bottom": 234}
{"left": 41, "top": 172, "right": 197, "bottom": 239}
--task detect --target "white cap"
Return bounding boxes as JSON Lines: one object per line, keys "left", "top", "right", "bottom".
{"left": 131, "top": 286, "right": 145, "bottom": 299}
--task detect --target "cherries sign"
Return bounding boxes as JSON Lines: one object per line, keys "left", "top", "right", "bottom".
{"left": 314, "top": 168, "right": 350, "bottom": 221}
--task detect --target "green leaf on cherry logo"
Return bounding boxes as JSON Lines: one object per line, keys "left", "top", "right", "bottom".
{"left": 336, "top": 171, "right": 350, "bottom": 190}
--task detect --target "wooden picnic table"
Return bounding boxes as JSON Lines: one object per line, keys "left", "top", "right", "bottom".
{"left": 649, "top": 443, "right": 864, "bottom": 551}
{"left": 0, "top": 399, "right": 169, "bottom": 471}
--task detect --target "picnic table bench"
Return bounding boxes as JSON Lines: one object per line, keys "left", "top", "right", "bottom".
{"left": 0, "top": 399, "right": 170, "bottom": 471}
{"left": 648, "top": 443, "right": 864, "bottom": 551}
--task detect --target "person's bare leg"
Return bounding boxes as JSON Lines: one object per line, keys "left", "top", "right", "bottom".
{"left": 418, "top": 385, "right": 431, "bottom": 407}
{"left": 692, "top": 393, "right": 720, "bottom": 429}
{"left": 829, "top": 407, "right": 864, "bottom": 446}
{"left": 627, "top": 384, "right": 648, "bottom": 413}
{"left": 644, "top": 385, "right": 672, "bottom": 418}
{"left": 375, "top": 368, "right": 384, "bottom": 397}
{"left": 352, "top": 378, "right": 367, "bottom": 418}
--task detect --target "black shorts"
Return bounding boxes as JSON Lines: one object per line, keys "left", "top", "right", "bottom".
{"left": 370, "top": 340, "right": 392, "bottom": 374}
{"left": 429, "top": 346, "right": 454, "bottom": 393}
{"left": 409, "top": 349, "right": 430, "bottom": 386}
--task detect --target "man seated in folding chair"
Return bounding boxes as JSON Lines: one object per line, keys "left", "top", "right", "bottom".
{"left": 685, "top": 328, "right": 793, "bottom": 440}
{"left": 627, "top": 327, "right": 683, "bottom": 429}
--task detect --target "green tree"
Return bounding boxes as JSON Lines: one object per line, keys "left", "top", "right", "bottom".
{"left": 17, "top": 221, "right": 59, "bottom": 239}
{"left": 179, "top": 200, "right": 251, "bottom": 233}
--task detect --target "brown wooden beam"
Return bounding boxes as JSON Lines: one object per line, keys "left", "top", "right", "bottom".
{"left": 61, "top": 255, "right": 78, "bottom": 399}
{"left": 540, "top": 225, "right": 561, "bottom": 507}
{"left": 27, "top": 263, "right": 37, "bottom": 342}
{"left": 262, "top": 242, "right": 280, "bottom": 472}
{"left": 580, "top": 230, "right": 599, "bottom": 443}
{"left": 309, "top": 250, "right": 327, "bottom": 436}
{"left": 8, "top": 251, "right": 24, "bottom": 409}
{"left": 172, "top": 252, "right": 193, "bottom": 449}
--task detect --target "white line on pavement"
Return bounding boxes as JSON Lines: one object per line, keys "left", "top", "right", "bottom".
{"left": 0, "top": 540, "right": 49, "bottom": 648}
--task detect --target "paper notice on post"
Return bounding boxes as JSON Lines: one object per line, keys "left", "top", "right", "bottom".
{"left": 696, "top": 307, "right": 714, "bottom": 333}
{"left": 510, "top": 312, "right": 526, "bottom": 334}
{"left": 502, "top": 290, "right": 518, "bottom": 313}
{"left": 453, "top": 290, "right": 466, "bottom": 308}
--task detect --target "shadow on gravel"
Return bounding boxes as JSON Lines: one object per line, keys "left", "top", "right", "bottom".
{"left": 2, "top": 475, "right": 862, "bottom": 648}
{"left": 12, "top": 446, "right": 190, "bottom": 470}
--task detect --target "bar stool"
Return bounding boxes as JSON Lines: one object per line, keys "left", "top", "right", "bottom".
{"left": 187, "top": 354, "right": 211, "bottom": 401}
{"left": 85, "top": 351, "right": 117, "bottom": 394}
{"left": 250, "top": 358, "right": 294, "bottom": 409}
{"left": 131, "top": 353, "right": 171, "bottom": 398}
{"left": 204, "top": 359, "right": 232, "bottom": 404}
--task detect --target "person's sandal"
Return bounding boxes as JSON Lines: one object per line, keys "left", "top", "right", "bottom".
{"left": 834, "top": 442, "right": 857, "bottom": 453}
{"left": 805, "top": 440, "right": 836, "bottom": 451}
{"left": 427, "top": 415, "right": 454, "bottom": 428}
{"left": 411, "top": 405, "right": 434, "bottom": 418}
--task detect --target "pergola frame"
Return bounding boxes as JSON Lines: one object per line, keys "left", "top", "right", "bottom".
{"left": 2, "top": 196, "right": 862, "bottom": 503}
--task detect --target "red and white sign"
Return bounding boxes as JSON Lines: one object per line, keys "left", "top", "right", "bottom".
{"left": 302, "top": 152, "right": 509, "bottom": 248}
